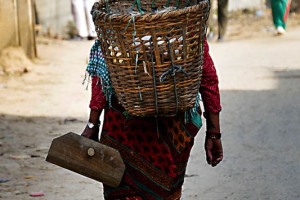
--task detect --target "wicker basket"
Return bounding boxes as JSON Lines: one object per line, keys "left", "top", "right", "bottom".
{"left": 92, "top": 0, "right": 209, "bottom": 117}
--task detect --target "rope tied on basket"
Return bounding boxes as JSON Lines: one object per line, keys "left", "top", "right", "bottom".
{"left": 160, "top": 37, "right": 188, "bottom": 83}
{"left": 130, "top": 0, "right": 145, "bottom": 14}
{"left": 149, "top": 37, "right": 159, "bottom": 115}
{"left": 159, "top": 65, "right": 188, "bottom": 82}
{"left": 104, "top": 0, "right": 110, "bottom": 14}
{"left": 125, "top": 11, "right": 144, "bottom": 101}
{"left": 160, "top": 37, "right": 189, "bottom": 114}
{"left": 165, "top": 0, "right": 180, "bottom": 8}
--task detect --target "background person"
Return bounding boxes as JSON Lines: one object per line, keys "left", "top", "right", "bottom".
{"left": 270, "top": 0, "right": 292, "bottom": 35}
{"left": 71, "top": 0, "right": 98, "bottom": 40}
{"left": 207, "top": 0, "right": 229, "bottom": 41}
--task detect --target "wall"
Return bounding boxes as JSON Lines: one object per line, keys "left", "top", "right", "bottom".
{"left": 0, "top": 0, "right": 36, "bottom": 58}
{"left": 229, "top": 0, "right": 265, "bottom": 11}
{"left": 0, "top": 0, "right": 19, "bottom": 53}
{"left": 35, "top": 0, "right": 73, "bottom": 38}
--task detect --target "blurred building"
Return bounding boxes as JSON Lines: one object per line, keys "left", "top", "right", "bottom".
{"left": 34, "top": 0, "right": 73, "bottom": 39}
{"left": 0, "top": 0, "right": 36, "bottom": 59}
{"left": 229, "top": 0, "right": 265, "bottom": 10}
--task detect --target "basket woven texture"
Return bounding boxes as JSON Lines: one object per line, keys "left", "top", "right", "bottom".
{"left": 92, "top": 0, "right": 210, "bottom": 117}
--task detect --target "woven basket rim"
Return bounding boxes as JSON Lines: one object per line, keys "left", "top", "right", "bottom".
{"left": 93, "top": 0, "right": 209, "bottom": 23}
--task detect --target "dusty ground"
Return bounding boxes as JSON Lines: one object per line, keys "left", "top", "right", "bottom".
{"left": 0, "top": 10, "right": 300, "bottom": 200}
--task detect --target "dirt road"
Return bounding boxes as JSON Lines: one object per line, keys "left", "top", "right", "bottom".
{"left": 1, "top": 15, "right": 300, "bottom": 200}
{"left": 183, "top": 27, "right": 300, "bottom": 200}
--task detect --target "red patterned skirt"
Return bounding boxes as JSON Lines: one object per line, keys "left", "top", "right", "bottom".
{"left": 99, "top": 99, "right": 201, "bottom": 200}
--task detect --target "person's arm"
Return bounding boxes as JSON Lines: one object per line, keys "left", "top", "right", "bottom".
{"left": 200, "top": 40, "right": 223, "bottom": 167}
{"left": 204, "top": 112, "right": 223, "bottom": 167}
{"left": 81, "top": 76, "right": 106, "bottom": 141}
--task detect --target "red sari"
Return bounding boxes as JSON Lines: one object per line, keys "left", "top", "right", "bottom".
{"left": 89, "top": 40, "right": 221, "bottom": 200}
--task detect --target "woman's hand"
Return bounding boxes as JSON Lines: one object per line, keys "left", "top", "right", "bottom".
{"left": 81, "top": 124, "right": 99, "bottom": 141}
{"left": 204, "top": 112, "right": 223, "bottom": 167}
{"left": 81, "top": 109, "right": 102, "bottom": 141}
{"left": 205, "top": 136, "right": 223, "bottom": 167}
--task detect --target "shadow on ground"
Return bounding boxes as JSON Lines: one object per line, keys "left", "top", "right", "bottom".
{"left": 186, "top": 69, "right": 300, "bottom": 199}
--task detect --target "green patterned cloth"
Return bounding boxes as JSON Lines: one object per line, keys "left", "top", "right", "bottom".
{"left": 84, "top": 39, "right": 114, "bottom": 105}
{"left": 85, "top": 39, "right": 111, "bottom": 85}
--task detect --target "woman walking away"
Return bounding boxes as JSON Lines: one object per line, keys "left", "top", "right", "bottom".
{"left": 270, "top": 0, "right": 292, "bottom": 35}
{"left": 81, "top": 38, "right": 223, "bottom": 199}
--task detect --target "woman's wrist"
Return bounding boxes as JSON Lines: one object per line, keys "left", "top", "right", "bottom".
{"left": 87, "top": 121, "right": 100, "bottom": 129}
{"left": 205, "top": 112, "right": 220, "bottom": 131}
{"left": 206, "top": 130, "right": 221, "bottom": 139}
{"left": 88, "top": 109, "right": 102, "bottom": 124}
{"left": 204, "top": 111, "right": 221, "bottom": 139}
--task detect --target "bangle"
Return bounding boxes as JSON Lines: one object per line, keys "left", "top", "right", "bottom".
{"left": 206, "top": 131, "right": 221, "bottom": 139}
{"left": 87, "top": 121, "right": 100, "bottom": 129}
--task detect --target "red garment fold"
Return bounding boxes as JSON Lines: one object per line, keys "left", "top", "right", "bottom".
{"left": 199, "top": 40, "right": 222, "bottom": 113}
{"left": 89, "top": 76, "right": 106, "bottom": 111}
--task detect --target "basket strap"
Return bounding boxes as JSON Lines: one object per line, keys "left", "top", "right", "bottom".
{"left": 185, "top": 0, "right": 191, "bottom": 7}
{"left": 167, "top": 37, "right": 178, "bottom": 114}
{"left": 149, "top": 37, "right": 159, "bottom": 115}
{"left": 126, "top": 13, "right": 144, "bottom": 101}
{"left": 165, "top": 0, "right": 181, "bottom": 8}
{"left": 164, "top": 0, "right": 190, "bottom": 8}
{"left": 159, "top": 37, "right": 189, "bottom": 114}
{"left": 159, "top": 65, "right": 188, "bottom": 83}
{"left": 165, "top": 0, "right": 171, "bottom": 7}
{"left": 104, "top": 0, "right": 110, "bottom": 13}
{"left": 131, "top": 0, "right": 144, "bottom": 14}
{"left": 151, "top": 0, "right": 156, "bottom": 9}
